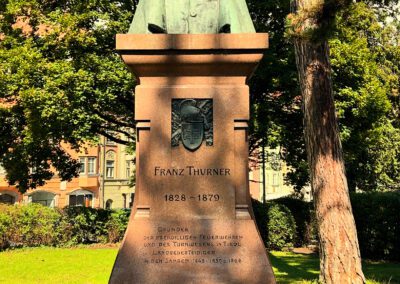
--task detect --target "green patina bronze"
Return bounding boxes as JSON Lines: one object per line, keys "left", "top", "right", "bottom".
{"left": 128, "top": 0, "right": 255, "bottom": 34}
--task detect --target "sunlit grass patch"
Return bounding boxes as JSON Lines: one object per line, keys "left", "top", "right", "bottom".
{"left": 0, "top": 247, "right": 398, "bottom": 283}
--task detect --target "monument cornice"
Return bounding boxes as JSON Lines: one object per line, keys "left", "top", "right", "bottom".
{"left": 115, "top": 33, "right": 269, "bottom": 85}
{"left": 116, "top": 33, "right": 268, "bottom": 51}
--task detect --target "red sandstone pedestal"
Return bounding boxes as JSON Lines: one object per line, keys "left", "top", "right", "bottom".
{"left": 110, "top": 34, "right": 275, "bottom": 284}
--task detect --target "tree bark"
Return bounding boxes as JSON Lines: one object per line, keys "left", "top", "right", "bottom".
{"left": 292, "top": 2, "right": 366, "bottom": 282}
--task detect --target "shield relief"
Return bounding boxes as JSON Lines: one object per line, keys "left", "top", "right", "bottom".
{"left": 171, "top": 99, "right": 213, "bottom": 151}
{"left": 182, "top": 122, "right": 204, "bottom": 151}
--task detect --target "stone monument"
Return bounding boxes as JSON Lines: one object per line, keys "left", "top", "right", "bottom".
{"left": 110, "top": 1, "right": 275, "bottom": 283}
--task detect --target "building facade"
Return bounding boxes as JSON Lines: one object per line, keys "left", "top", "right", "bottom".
{"left": 100, "top": 137, "right": 135, "bottom": 209}
{"left": 1, "top": 144, "right": 307, "bottom": 208}
{"left": 0, "top": 139, "right": 135, "bottom": 209}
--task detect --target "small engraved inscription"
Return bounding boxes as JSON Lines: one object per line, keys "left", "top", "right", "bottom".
{"left": 142, "top": 227, "right": 244, "bottom": 265}
{"left": 172, "top": 99, "right": 213, "bottom": 150}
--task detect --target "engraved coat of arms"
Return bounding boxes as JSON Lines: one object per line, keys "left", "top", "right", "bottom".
{"left": 172, "top": 99, "right": 213, "bottom": 151}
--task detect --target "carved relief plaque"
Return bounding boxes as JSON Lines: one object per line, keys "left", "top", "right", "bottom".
{"left": 172, "top": 99, "right": 213, "bottom": 151}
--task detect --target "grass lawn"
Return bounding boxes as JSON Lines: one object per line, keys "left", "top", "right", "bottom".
{"left": 0, "top": 247, "right": 118, "bottom": 284}
{"left": 269, "top": 251, "right": 400, "bottom": 284}
{"left": 0, "top": 247, "right": 398, "bottom": 284}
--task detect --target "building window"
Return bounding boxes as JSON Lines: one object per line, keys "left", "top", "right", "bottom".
{"left": 30, "top": 166, "right": 37, "bottom": 174}
{"left": 88, "top": 157, "right": 96, "bottom": 174}
{"left": 79, "top": 157, "right": 86, "bottom": 174}
{"left": 106, "top": 161, "right": 115, "bottom": 178}
{"left": 126, "top": 161, "right": 131, "bottom": 178}
{"left": 122, "top": 193, "right": 127, "bottom": 209}
{"left": 30, "top": 191, "right": 56, "bottom": 207}
{"left": 272, "top": 173, "right": 279, "bottom": 186}
{"left": 69, "top": 190, "right": 93, "bottom": 207}
{"left": 0, "top": 193, "right": 15, "bottom": 204}
{"left": 105, "top": 199, "right": 113, "bottom": 209}
{"left": 270, "top": 152, "right": 281, "bottom": 171}
{"left": 129, "top": 193, "right": 134, "bottom": 208}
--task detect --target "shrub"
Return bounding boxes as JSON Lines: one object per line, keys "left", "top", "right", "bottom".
{"left": 273, "top": 197, "right": 317, "bottom": 247}
{"left": 58, "top": 207, "right": 131, "bottom": 245}
{"left": 351, "top": 191, "right": 400, "bottom": 261}
{"left": 266, "top": 203, "right": 297, "bottom": 250}
{"left": 253, "top": 192, "right": 400, "bottom": 262}
{"left": 252, "top": 199, "right": 297, "bottom": 250}
{"left": 0, "top": 205, "right": 12, "bottom": 249}
{"left": 106, "top": 209, "right": 131, "bottom": 243}
{"left": 61, "top": 207, "right": 114, "bottom": 245}
{"left": 252, "top": 199, "right": 269, "bottom": 246}
{"left": 1, "top": 193, "right": 399, "bottom": 262}
{"left": 0, "top": 204, "right": 61, "bottom": 249}
{"left": 0, "top": 204, "right": 132, "bottom": 250}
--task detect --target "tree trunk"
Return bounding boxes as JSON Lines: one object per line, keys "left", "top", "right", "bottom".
{"left": 292, "top": 2, "right": 366, "bottom": 282}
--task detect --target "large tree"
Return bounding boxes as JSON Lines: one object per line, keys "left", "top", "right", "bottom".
{"left": 248, "top": 0, "right": 400, "bottom": 193}
{"left": 287, "top": 0, "right": 365, "bottom": 282}
{"left": 0, "top": 0, "right": 137, "bottom": 192}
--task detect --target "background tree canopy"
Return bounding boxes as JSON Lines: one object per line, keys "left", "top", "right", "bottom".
{"left": 247, "top": 0, "right": 400, "bottom": 192}
{"left": 0, "top": 0, "right": 399, "bottom": 193}
{"left": 0, "top": 0, "right": 136, "bottom": 192}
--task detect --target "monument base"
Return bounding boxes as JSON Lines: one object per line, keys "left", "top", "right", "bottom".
{"left": 110, "top": 34, "right": 275, "bottom": 283}
{"left": 110, "top": 219, "right": 275, "bottom": 283}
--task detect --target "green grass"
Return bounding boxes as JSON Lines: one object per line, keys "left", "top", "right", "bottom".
{"left": 270, "top": 251, "right": 319, "bottom": 283}
{"left": 0, "top": 247, "right": 118, "bottom": 284}
{"left": 269, "top": 251, "right": 400, "bottom": 284}
{"left": 0, "top": 248, "right": 398, "bottom": 283}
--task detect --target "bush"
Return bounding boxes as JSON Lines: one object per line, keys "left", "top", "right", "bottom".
{"left": 252, "top": 199, "right": 269, "bottom": 246}
{"left": 267, "top": 203, "right": 297, "bottom": 250}
{"left": 0, "top": 204, "right": 131, "bottom": 250}
{"left": 351, "top": 191, "right": 400, "bottom": 261}
{"left": 252, "top": 199, "right": 297, "bottom": 250}
{"left": 0, "top": 204, "right": 60, "bottom": 249}
{"left": 0, "top": 205, "right": 12, "bottom": 249}
{"left": 253, "top": 192, "right": 400, "bottom": 262}
{"left": 60, "top": 207, "right": 131, "bottom": 245}
{"left": 273, "top": 197, "right": 317, "bottom": 247}
{"left": 2, "top": 192, "right": 398, "bottom": 262}
{"left": 60, "top": 206, "right": 112, "bottom": 245}
{"left": 106, "top": 209, "right": 130, "bottom": 243}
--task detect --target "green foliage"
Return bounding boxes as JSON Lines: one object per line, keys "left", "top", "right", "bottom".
{"left": 330, "top": 2, "right": 400, "bottom": 191}
{"left": 1, "top": 195, "right": 399, "bottom": 262}
{"left": 254, "top": 193, "right": 400, "bottom": 261}
{"left": 248, "top": 0, "right": 400, "bottom": 192}
{"left": 0, "top": 0, "right": 136, "bottom": 192}
{"left": 0, "top": 204, "right": 130, "bottom": 250}
{"left": 61, "top": 206, "right": 111, "bottom": 245}
{"left": 1, "top": 0, "right": 398, "bottom": 194}
{"left": 252, "top": 199, "right": 297, "bottom": 250}
{"left": 0, "top": 205, "right": 12, "bottom": 248}
{"left": 351, "top": 191, "right": 400, "bottom": 261}
{"left": 273, "top": 197, "right": 317, "bottom": 247}
{"left": 60, "top": 206, "right": 130, "bottom": 245}
{"left": 0, "top": 203, "right": 60, "bottom": 249}
{"left": 105, "top": 209, "right": 130, "bottom": 243}
{"left": 247, "top": 0, "right": 308, "bottom": 190}
{"left": 267, "top": 203, "right": 297, "bottom": 250}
